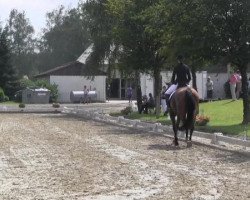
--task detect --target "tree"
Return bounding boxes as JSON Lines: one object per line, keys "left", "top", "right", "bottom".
{"left": 6, "top": 9, "right": 35, "bottom": 76}
{"left": 202, "top": 0, "right": 250, "bottom": 124}
{"left": 150, "top": 0, "right": 250, "bottom": 123}
{"left": 105, "top": 0, "right": 168, "bottom": 116}
{"left": 36, "top": 5, "right": 91, "bottom": 72}
{"left": 0, "top": 27, "right": 18, "bottom": 98}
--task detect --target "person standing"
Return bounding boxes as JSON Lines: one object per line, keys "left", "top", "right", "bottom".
{"left": 206, "top": 76, "right": 213, "bottom": 100}
{"left": 106, "top": 84, "right": 111, "bottom": 102}
{"left": 83, "top": 85, "right": 88, "bottom": 104}
{"left": 127, "top": 86, "right": 133, "bottom": 103}
{"left": 235, "top": 70, "right": 242, "bottom": 99}
{"left": 229, "top": 71, "right": 238, "bottom": 100}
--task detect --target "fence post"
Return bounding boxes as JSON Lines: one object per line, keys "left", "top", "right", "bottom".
{"left": 211, "top": 132, "right": 223, "bottom": 145}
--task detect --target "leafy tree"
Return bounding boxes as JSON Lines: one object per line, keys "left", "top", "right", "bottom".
{"left": 36, "top": 5, "right": 91, "bottom": 72}
{"left": 202, "top": 0, "right": 250, "bottom": 124}
{"left": 150, "top": 0, "right": 250, "bottom": 123}
{"left": 6, "top": 9, "right": 35, "bottom": 76}
{"left": 106, "top": 0, "right": 170, "bottom": 116}
{"left": 0, "top": 27, "right": 18, "bottom": 98}
{"left": 84, "top": 0, "right": 114, "bottom": 64}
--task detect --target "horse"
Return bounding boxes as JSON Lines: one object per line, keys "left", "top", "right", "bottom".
{"left": 169, "top": 86, "right": 199, "bottom": 147}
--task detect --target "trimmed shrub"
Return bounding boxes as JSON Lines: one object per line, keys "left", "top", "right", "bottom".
{"left": 52, "top": 103, "right": 60, "bottom": 108}
{"left": 19, "top": 103, "right": 25, "bottom": 108}
{"left": 121, "top": 106, "right": 133, "bottom": 115}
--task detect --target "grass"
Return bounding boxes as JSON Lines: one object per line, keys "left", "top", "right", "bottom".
{"left": 0, "top": 101, "right": 18, "bottom": 105}
{"left": 111, "top": 99, "right": 250, "bottom": 137}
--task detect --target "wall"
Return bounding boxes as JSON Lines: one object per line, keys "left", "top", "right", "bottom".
{"left": 140, "top": 74, "right": 154, "bottom": 96}
{"left": 50, "top": 76, "right": 106, "bottom": 103}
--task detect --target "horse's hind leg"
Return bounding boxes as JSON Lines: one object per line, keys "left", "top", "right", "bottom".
{"left": 186, "top": 126, "right": 194, "bottom": 148}
{"left": 174, "top": 117, "right": 181, "bottom": 146}
{"left": 185, "top": 128, "right": 188, "bottom": 142}
{"left": 170, "top": 114, "right": 179, "bottom": 146}
{"left": 189, "top": 127, "right": 194, "bottom": 141}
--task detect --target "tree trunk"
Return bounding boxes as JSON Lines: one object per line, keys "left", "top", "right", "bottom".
{"left": 153, "top": 66, "right": 161, "bottom": 118}
{"left": 135, "top": 70, "right": 142, "bottom": 113}
{"left": 191, "top": 66, "right": 197, "bottom": 91}
{"left": 239, "top": 64, "right": 250, "bottom": 124}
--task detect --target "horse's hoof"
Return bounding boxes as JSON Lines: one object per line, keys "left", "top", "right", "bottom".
{"left": 187, "top": 141, "right": 192, "bottom": 148}
{"left": 171, "top": 140, "right": 179, "bottom": 146}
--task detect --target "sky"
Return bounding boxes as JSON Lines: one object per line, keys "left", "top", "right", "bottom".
{"left": 0, "top": 0, "right": 82, "bottom": 35}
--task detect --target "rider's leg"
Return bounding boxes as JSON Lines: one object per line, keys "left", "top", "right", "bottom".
{"left": 164, "top": 84, "right": 177, "bottom": 114}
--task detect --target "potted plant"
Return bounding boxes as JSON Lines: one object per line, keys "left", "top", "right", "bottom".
{"left": 195, "top": 115, "right": 210, "bottom": 126}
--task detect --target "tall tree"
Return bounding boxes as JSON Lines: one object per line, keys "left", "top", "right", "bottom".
{"left": 203, "top": 0, "right": 250, "bottom": 124}
{"left": 106, "top": 0, "right": 169, "bottom": 116}
{"left": 6, "top": 9, "right": 35, "bottom": 76}
{"left": 150, "top": 0, "right": 250, "bottom": 123}
{"left": 0, "top": 27, "right": 18, "bottom": 98}
{"left": 36, "top": 5, "right": 91, "bottom": 72}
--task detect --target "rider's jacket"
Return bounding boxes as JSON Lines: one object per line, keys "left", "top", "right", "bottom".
{"left": 171, "top": 63, "right": 191, "bottom": 88}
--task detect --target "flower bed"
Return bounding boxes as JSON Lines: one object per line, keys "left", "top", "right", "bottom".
{"left": 195, "top": 115, "right": 210, "bottom": 126}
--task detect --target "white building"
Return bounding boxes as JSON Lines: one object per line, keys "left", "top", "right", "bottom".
{"left": 36, "top": 44, "right": 234, "bottom": 102}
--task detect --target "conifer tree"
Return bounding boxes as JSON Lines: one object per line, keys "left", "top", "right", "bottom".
{"left": 0, "top": 27, "right": 18, "bottom": 98}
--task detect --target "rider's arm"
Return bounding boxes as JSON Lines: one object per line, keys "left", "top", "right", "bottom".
{"left": 187, "top": 68, "right": 191, "bottom": 83}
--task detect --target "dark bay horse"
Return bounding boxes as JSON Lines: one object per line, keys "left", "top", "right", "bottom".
{"left": 169, "top": 87, "right": 199, "bottom": 147}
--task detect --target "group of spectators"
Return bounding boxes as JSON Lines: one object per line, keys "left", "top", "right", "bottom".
{"left": 206, "top": 69, "right": 250, "bottom": 101}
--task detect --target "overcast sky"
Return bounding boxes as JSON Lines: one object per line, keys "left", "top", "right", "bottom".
{"left": 0, "top": 0, "right": 82, "bottom": 34}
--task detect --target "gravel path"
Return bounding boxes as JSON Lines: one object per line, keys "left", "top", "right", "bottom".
{"left": 0, "top": 113, "right": 249, "bottom": 200}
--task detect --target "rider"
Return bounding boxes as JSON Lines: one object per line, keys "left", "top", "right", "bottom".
{"left": 165, "top": 55, "right": 192, "bottom": 111}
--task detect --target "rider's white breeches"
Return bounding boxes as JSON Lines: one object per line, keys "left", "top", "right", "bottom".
{"left": 165, "top": 84, "right": 178, "bottom": 95}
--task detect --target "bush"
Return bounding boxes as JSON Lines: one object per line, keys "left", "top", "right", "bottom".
{"left": 52, "top": 103, "right": 60, "bottom": 108}
{"left": 4, "top": 96, "right": 9, "bottom": 102}
{"left": 121, "top": 106, "right": 133, "bottom": 115}
{"left": 195, "top": 115, "right": 210, "bottom": 126}
{"left": 0, "top": 88, "right": 5, "bottom": 102}
{"left": 19, "top": 103, "right": 25, "bottom": 108}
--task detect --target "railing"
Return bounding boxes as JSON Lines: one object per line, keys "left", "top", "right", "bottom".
{"left": 62, "top": 107, "right": 250, "bottom": 149}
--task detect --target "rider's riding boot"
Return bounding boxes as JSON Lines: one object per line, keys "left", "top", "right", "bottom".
{"left": 164, "top": 94, "right": 171, "bottom": 115}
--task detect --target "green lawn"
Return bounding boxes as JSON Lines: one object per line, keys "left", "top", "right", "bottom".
{"left": 0, "top": 101, "right": 18, "bottom": 105}
{"left": 112, "top": 99, "right": 250, "bottom": 137}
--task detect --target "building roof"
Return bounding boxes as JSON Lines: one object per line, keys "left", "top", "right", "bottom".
{"left": 77, "top": 44, "right": 94, "bottom": 64}
{"left": 34, "top": 60, "right": 106, "bottom": 78}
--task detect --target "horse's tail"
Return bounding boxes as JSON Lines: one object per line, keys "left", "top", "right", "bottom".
{"left": 185, "top": 89, "right": 196, "bottom": 128}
